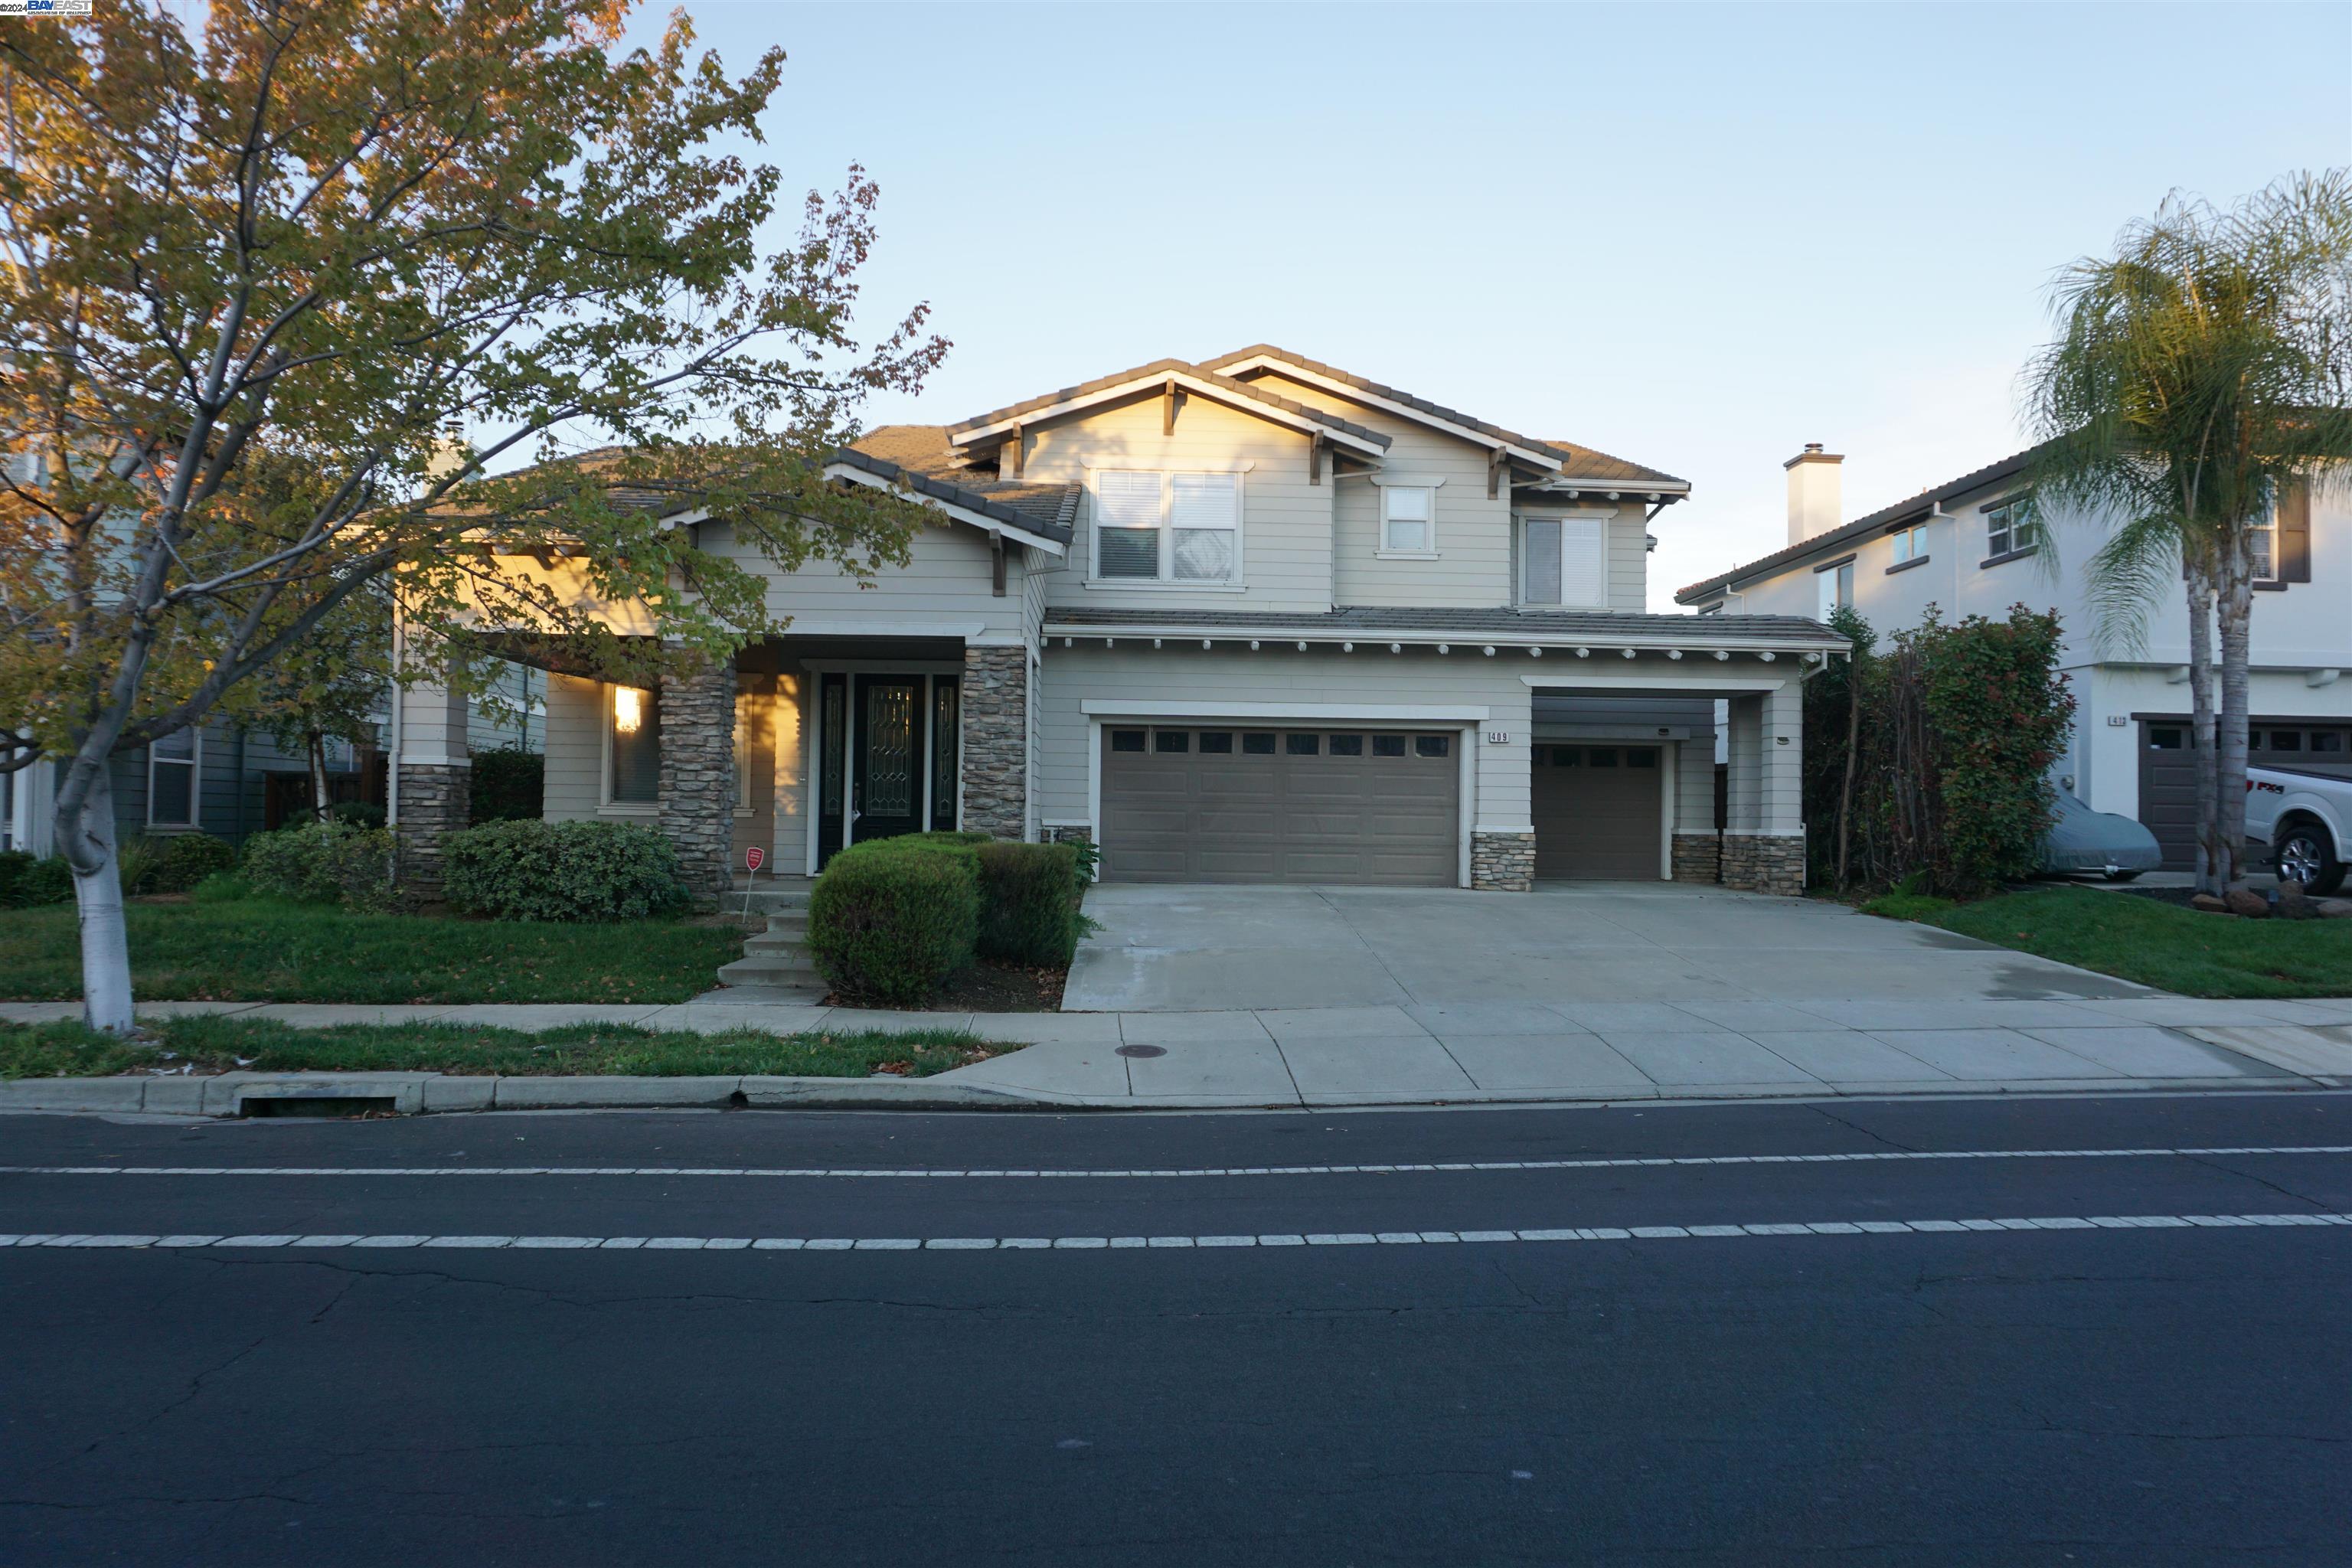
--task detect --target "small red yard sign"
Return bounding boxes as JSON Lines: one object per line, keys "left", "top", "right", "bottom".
{"left": 745, "top": 846, "right": 765, "bottom": 873}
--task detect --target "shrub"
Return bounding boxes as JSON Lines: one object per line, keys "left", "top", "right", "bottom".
{"left": 328, "top": 801, "right": 387, "bottom": 829}
{"left": 0, "top": 851, "right": 74, "bottom": 907}
{"left": 469, "top": 746, "right": 545, "bottom": 824}
{"left": 975, "top": 841, "right": 1082, "bottom": 965}
{"left": 243, "top": 819, "right": 403, "bottom": 912}
{"left": 806, "top": 838, "right": 980, "bottom": 1004}
{"left": 441, "top": 818, "right": 689, "bottom": 922}
{"left": 112, "top": 835, "right": 166, "bottom": 897}
{"left": 150, "top": 831, "right": 237, "bottom": 893}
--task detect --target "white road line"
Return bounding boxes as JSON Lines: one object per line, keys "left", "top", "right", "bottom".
{"left": 2, "top": 1145, "right": 2347, "bottom": 1183}
{"left": 2, "top": 1214, "right": 2345, "bottom": 1253}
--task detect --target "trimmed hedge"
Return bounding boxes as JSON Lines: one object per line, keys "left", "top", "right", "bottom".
{"left": 806, "top": 833, "right": 1083, "bottom": 1002}
{"left": 976, "top": 840, "right": 1082, "bottom": 965}
{"left": 242, "top": 820, "right": 404, "bottom": 913}
{"left": 442, "top": 818, "right": 689, "bottom": 922}
{"left": 150, "top": 831, "right": 237, "bottom": 893}
{"left": 0, "top": 851, "right": 72, "bottom": 907}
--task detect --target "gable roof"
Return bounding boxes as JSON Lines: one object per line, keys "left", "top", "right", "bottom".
{"left": 1199, "top": 344, "right": 1690, "bottom": 493}
{"left": 1674, "top": 442, "right": 2049, "bottom": 605}
{"left": 848, "top": 424, "right": 1078, "bottom": 537}
{"left": 946, "top": 358, "right": 1391, "bottom": 456}
{"left": 828, "top": 433, "right": 1073, "bottom": 551}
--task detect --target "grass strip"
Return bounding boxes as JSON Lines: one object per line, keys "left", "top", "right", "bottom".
{"left": 1860, "top": 884, "right": 2352, "bottom": 998}
{"left": 0, "top": 900, "right": 744, "bottom": 1004}
{"left": 0, "top": 1016, "right": 1017, "bottom": 1081}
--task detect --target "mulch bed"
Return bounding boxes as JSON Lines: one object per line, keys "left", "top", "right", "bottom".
{"left": 826, "top": 959, "right": 1069, "bottom": 1014}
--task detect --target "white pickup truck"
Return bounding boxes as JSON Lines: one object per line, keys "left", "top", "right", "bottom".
{"left": 2246, "top": 766, "right": 2352, "bottom": 893}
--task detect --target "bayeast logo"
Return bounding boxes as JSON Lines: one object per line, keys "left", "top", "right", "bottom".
{"left": 1, "top": 0, "right": 96, "bottom": 14}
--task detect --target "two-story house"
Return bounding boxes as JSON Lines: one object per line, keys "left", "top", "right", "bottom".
{"left": 1676, "top": 444, "right": 2351, "bottom": 869}
{"left": 389, "top": 348, "right": 1844, "bottom": 897}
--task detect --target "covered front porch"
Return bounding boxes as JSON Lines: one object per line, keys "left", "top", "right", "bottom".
{"left": 388, "top": 632, "right": 1034, "bottom": 902}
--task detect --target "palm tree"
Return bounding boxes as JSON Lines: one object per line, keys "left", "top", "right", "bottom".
{"left": 2027, "top": 172, "right": 2352, "bottom": 896}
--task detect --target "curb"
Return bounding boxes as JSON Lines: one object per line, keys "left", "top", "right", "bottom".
{"left": 0, "top": 1070, "right": 1057, "bottom": 1117}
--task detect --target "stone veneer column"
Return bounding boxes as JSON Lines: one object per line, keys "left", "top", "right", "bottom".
{"left": 1470, "top": 830, "right": 1536, "bottom": 892}
{"left": 394, "top": 678, "right": 469, "bottom": 897}
{"left": 657, "top": 655, "right": 736, "bottom": 904}
{"left": 1670, "top": 834, "right": 1721, "bottom": 884}
{"left": 1670, "top": 734, "right": 1720, "bottom": 884}
{"left": 960, "top": 645, "right": 1029, "bottom": 840}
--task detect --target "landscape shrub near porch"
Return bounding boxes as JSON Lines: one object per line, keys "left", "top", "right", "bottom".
{"left": 806, "top": 837, "right": 983, "bottom": 1005}
{"left": 443, "top": 820, "right": 689, "bottom": 922}
{"left": 975, "top": 840, "right": 1083, "bottom": 966}
{"left": 241, "top": 820, "right": 404, "bottom": 913}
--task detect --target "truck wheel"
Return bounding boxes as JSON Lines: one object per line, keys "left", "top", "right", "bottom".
{"left": 2275, "top": 824, "right": 2347, "bottom": 895}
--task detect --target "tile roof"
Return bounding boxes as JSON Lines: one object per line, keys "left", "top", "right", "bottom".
{"left": 847, "top": 425, "right": 1080, "bottom": 537}
{"left": 831, "top": 438, "right": 1075, "bottom": 544}
{"left": 946, "top": 358, "right": 1391, "bottom": 449}
{"left": 1675, "top": 442, "right": 2050, "bottom": 604}
{"left": 1040, "top": 605, "right": 1842, "bottom": 645}
{"left": 1197, "top": 344, "right": 1689, "bottom": 488}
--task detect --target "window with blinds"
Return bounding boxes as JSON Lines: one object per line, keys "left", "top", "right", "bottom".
{"left": 1523, "top": 516, "right": 1606, "bottom": 607}
{"left": 1092, "top": 471, "right": 1239, "bottom": 583}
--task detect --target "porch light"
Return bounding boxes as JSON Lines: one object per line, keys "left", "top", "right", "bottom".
{"left": 614, "top": 686, "right": 648, "bottom": 735}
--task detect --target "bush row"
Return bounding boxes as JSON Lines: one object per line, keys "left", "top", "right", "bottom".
{"left": 442, "top": 818, "right": 688, "bottom": 921}
{"left": 0, "top": 831, "right": 240, "bottom": 906}
{"left": 807, "top": 832, "right": 1083, "bottom": 1004}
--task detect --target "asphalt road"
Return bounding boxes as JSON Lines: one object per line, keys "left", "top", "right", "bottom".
{"left": 4, "top": 1092, "right": 2350, "bottom": 1566}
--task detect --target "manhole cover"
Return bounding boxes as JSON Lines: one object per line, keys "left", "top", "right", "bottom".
{"left": 1115, "top": 1044, "right": 1167, "bottom": 1059}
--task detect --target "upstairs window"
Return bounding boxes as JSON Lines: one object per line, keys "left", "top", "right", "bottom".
{"left": 1381, "top": 485, "right": 1435, "bottom": 554}
{"left": 1816, "top": 558, "right": 1854, "bottom": 619}
{"left": 1889, "top": 522, "right": 1928, "bottom": 564}
{"left": 1093, "top": 470, "right": 1239, "bottom": 583}
{"left": 1522, "top": 516, "right": 1606, "bottom": 607}
{"left": 1985, "top": 496, "right": 2037, "bottom": 560}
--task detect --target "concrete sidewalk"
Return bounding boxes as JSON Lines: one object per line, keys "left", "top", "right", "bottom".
{"left": 7, "top": 995, "right": 2351, "bottom": 1110}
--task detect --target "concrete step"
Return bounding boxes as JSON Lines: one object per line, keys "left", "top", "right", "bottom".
{"left": 743, "top": 936, "right": 814, "bottom": 960}
{"left": 715, "top": 956, "right": 827, "bottom": 992}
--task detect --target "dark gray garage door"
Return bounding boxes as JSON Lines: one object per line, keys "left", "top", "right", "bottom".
{"left": 2138, "top": 717, "right": 2352, "bottom": 868}
{"left": 1532, "top": 743, "right": 1663, "bottom": 880}
{"left": 1099, "top": 726, "right": 1459, "bottom": 885}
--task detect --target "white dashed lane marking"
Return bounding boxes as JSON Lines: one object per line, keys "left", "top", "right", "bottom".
{"left": 2, "top": 1145, "right": 2347, "bottom": 1183}
{"left": 3, "top": 1213, "right": 2347, "bottom": 1253}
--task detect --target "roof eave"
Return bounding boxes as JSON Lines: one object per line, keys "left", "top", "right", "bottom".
{"left": 947, "top": 368, "right": 1390, "bottom": 458}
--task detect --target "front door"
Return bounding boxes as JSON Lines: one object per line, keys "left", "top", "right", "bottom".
{"left": 849, "top": 675, "right": 926, "bottom": 845}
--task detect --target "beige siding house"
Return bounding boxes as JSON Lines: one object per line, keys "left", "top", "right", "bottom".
{"left": 389, "top": 347, "right": 1843, "bottom": 898}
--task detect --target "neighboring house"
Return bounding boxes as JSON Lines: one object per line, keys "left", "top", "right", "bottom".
{"left": 1675, "top": 444, "right": 2352, "bottom": 869}
{"left": 389, "top": 347, "right": 1844, "bottom": 897}
{"left": 3, "top": 660, "right": 544, "bottom": 860}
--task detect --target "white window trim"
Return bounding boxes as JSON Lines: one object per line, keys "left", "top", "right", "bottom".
{"left": 1370, "top": 475, "right": 1447, "bottom": 560}
{"left": 146, "top": 728, "right": 201, "bottom": 830}
{"left": 1890, "top": 522, "right": 1929, "bottom": 564}
{"left": 1086, "top": 469, "right": 1246, "bottom": 587}
{"left": 2249, "top": 499, "right": 2282, "bottom": 585}
{"left": 598, "top": 683, "right": 659, "bottom": 815}
{"left": 1983, "top": 495, "right": 2038, "bottom": 559}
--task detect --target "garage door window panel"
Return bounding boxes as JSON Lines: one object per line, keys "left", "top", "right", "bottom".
{"left": 1329, "top": 734, "right": 1364, "bottom": 756}
{"left": 1155, "top": 730, "right": 1190, "bottom": 753}
{"left": 1286, "top": 733, "right": 1320, "bottom": 756}
{"left": 1110, "top": 728, "right": 1145, "bottom": 753}
{"left": 1374, "top": 734, "right": 1406, "bottom": 758}
{"left": 1243, "top": 733, "right": 1276, "bottom": 756}
{"left": 1198, "top": 731, "right": 1233, "bottom": 754}
{"left": 1416, "top": 735, "right": 1450, "bottom": 759}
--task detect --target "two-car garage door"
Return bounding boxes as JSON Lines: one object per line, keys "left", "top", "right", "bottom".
{"left": 1098, "top": 725, "right": 1458, "bottom": 885}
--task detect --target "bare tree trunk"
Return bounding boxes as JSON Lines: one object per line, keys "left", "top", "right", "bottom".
{"left": 61, "top": 765, "right": 136, "bottom": 1034}
{"left": 2215, "top": 532, "right": 2255, "bottom": 890}
{"left": 309, "top": 729, "right": 330, "bottom": 818}
{"left": 2184, "top": 557, "right": 2220, "bottom": 897}
{"left": 1835, "top": 654, "right": 1860, "bottom": 888}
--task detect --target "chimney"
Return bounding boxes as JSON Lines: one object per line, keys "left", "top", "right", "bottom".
{"left": 425, "top": 432, "right": 469, "bottom": 483}
{"left": 1784, "top": 443, "right": 1843, "bottom": 547}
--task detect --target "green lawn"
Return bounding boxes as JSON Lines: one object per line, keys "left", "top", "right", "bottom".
{"left": 1862, "top": 884, "right": 2352, "bottom": 998}
{"left": 0, "top": 1015, "right": 1010, "bottom": 1080}
{"left": 0, "top": 900, "right": 743, "bottom": 1004}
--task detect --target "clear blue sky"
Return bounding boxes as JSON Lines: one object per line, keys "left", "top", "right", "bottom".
{"left": 639, "top": 2, "right": 2350, "bottom": 608}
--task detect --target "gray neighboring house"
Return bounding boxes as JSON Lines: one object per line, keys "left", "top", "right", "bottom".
{"left": 388, "top": 346, "right": 1844, "bottom": 897}
{"left": 3, "top": 661, "right": 544, "bottom": 861}
{"left": 1677, "top": 443, "right": 2351, "bottom": 870}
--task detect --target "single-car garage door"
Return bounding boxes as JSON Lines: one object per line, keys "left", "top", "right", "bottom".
{"left": 2138, "top": 718, "right": 2352, "bottom": 868}
{"left": 1099, "top": 725, "right": 1459, "bottom": 885}
{"left": 1532, "top": 743, "right": 1663, "bottom": 880}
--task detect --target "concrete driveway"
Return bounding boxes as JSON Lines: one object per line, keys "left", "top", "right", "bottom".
{"left": 1063, "top": 881, "right": 2154, "bottom": 1013}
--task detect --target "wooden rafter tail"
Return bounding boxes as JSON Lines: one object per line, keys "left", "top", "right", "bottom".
{"left": 1005, "top": 423, "right": 1024, "bottom": 479}
{"left": 1162, "top": 377, "right": 1178, "bottom": 437}
{"left": 1488, "top": 446, "right": 1504, "bottom": 498}
{"left": 1308, "top": 432, "right": 1324, "bottom": 486}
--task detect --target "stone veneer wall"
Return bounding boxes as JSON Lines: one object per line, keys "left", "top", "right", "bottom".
{"left": 1469, "top": 830, "right": 1536, "bottom": 892}
{"left": 961, "top": 645, "right": 1029, "bottom": 840}
{"left": 1721, "top": 833, "right": 1805, "bottom": 897}
{"left": 657, "top": 658, "right": 736, "bottom": 904}
{"left": 1669, "top": 832, "right": 1721, "bottom": 884}
{"left": 394, "top": 763, "right": 469, "bottom": 897}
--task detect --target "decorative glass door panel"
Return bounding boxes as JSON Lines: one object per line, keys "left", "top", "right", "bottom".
{"left": 848, "top": 676, "right": 926, "bottom": 846}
